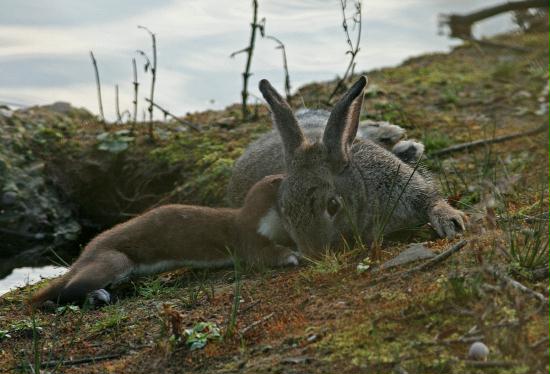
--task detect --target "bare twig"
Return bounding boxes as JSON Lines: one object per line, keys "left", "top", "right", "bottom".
{"left": 265, "top": 35, "right": 292, "bottom": 102}
{"left": 132, "top": 58, "right": 139, "bottom": 127}
{"left": 464, "top": 360, "right": 519, "bottom": 369}
{"left": 239, "top": 299, "right": 261, "bottom": 314}
{"left": 230, "top": 0, "right": 265, "bottom": 120}
{"left": 144, "top": 98, "right": 201, "bottom": 132}
{"left": 240, "top": 312, "right": 274, "bottom": 335}
{"left": 37, "top": 353, "right": 124, "bottom": 369}
{"left": 327, "top": 0, "right": 362, "bottom": 103}
{"left": 369, "top": 240, "right": 468, "bottom": 285}
{"left": 484, "top": 266, "right": 549, "bottom": 304}
{"left": 137, "top": 25, "right": 157, "bottom": 140}
{"left": 431, "top": 123, "right": 548, "bottom": 157}
{"left": 89, "top": 51, "right": 106, "bottom": 128}
{"left": 439, "top": 0, "right": 548, "bottom": 39}
{"left": 114, "top": 84, "right": 122, "bottom": 123}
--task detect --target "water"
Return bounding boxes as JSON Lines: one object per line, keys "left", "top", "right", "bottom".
{"left": 0, "top": 0, "right": 515, "bottom": 119}
{"left": 0, "top": 266, "right": 67, "bottom": 296}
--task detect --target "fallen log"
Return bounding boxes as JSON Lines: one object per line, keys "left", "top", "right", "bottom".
{"left": 441, "top": 0, "right": 548, "bottom": 39}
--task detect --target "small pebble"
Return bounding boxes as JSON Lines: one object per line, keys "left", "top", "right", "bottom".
{"left": 2, "top": 191, "right": 17, "bottom": 206}
{"left": 468, "top": 341, "right": 489, "bottom": 361}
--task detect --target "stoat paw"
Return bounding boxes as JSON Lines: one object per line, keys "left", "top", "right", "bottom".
{"left": 429, "top": 201, "right": 467, "bottom": 238}
{"left": 284, "top": 254, "right": 300, "bottom": 266}
{"left": 87, "top": 289, "right": 111, "bottom": 307}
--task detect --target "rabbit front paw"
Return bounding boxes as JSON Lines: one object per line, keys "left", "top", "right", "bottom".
{"left": 429, "top": 201, "right": 467, "bottom": 238}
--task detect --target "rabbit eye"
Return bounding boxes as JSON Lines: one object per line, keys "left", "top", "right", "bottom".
{"left": 327, "top": 197, "right": 340, "bottom": 217}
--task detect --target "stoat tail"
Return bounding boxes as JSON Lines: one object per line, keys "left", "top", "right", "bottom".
{"left": 29, "top": 274, "right": 70, "bottom": 306}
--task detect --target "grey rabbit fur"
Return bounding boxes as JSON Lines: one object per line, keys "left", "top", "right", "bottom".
{"left": 227, "top": 76, "right": 466, "bottom": 255}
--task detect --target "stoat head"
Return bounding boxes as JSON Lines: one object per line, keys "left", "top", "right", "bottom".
{"left": 242, "top": 174, "right": 285, "bottom": 212}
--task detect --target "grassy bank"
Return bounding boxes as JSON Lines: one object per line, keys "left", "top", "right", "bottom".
{"left": 0, "top": 30, "right": 548, "bottom": 373}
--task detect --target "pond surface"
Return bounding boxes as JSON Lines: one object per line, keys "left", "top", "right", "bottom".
{"left": 0, "top": 266, "right": 67, "bottom": 296}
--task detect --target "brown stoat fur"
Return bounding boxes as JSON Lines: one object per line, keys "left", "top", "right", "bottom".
{"left": 31, "top": 175, "right": 295, "bottom": 305}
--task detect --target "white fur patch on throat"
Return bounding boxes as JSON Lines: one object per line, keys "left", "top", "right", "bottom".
{"left": 257, "top": 208, "right": 284, "bottom": 241}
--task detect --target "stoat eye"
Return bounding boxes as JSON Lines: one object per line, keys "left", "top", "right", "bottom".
{"left": 327, "top": 197, "right": 340, "bottom": 217}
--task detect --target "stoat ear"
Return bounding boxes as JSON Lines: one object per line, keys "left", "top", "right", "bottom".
{"left": 268, "top": 174, "right": 286, "bottom": 186}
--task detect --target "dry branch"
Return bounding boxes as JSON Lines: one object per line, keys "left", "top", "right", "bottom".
{"left": 230, "top": 0, "right": 265, "bottom": 120}
{"left": 484, "top": 266, "right": 549, "bottom": 304}
{"left": 115, "top": 84, "right": 121, "bottom": 123}
{"left": 137, "top": 25, "right": 158, "bottom": 140}
{"left": 38, "top": 353, "right": 124, "bottom": 368}
{"left": 89, "top": 51, "right": 106, "bottom": 128}
{"left": 144, "top": 98, "right": 201, "bottom": 132}
{"left": 430, "top": 123, "right": 548, "bottom": 157}
{"left": 440, "top": 0, "right": 548, "bottom": 39}
{"left": 265, "top": 35, "right": 292, "bottom": 102}
{"left": 327, "top": 0, "right": 362, "bottom": 103}
{"left": 240, "top": 312, "right": 274, "bottom": 335}
{"left": 132, "top": 58, "right": 139, "bottom": 126}
{"left": 464, "top": 360, "right": 519, "bottom": 369}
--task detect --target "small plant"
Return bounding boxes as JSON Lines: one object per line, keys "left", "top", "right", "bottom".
{"left": 0, "top": 319, "right": 43, "bottom": 340}
{"left": 91, "top": 307, "right": 127, "bottom": 334}
{"left": 184, "top": 322, "right": 221, "bottom": 350}
{"left": 422, "top": 130, "right": 452, "bottom": 153}
{"left": 55, "top": 305, "right": 80, "bottom": 315}
{"left": 499, "top": 189, "right": 548, "bottom": 271}
{"left": 301, "top": 250, "right": 346, "bottom": 282}
{"left": 137, "top": 277, "right": 168, "bottom": 298}
{"left": 225, "top": 254, "right": 242, "bottom": 337}
{"left": 445, "top": 273, "right": 482, "bottom": 302}
{"left": 503, "top": 218, "right": 549, "bottom": 270}
{"left": 356, "top": 256, "right": 372, "bottom": 273}
{"left": 96, "top": 129, "right": 134, "bottom": 153}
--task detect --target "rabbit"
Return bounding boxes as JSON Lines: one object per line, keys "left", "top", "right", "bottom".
{"left": 31, "top": 175, "right": 298, "bottom": 306}
{"left": 226, "top": 76, "right": 466, "bottom": 256}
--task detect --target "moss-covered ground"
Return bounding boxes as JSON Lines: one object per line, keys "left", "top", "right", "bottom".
{"left": 0, "top": 31, "right": 548, "bottom": 373}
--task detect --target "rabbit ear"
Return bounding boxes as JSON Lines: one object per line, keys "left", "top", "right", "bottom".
{"left": 323, "top": 76, "right": 368, "bottom": 172}
{"left": 259, "top": 79, "right": 305, "bottom": 164}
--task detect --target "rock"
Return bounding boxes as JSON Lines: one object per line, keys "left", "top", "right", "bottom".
{"left": 468, "top": 341, "right": 489, "bottom": 361}
{"left": 281, "top": 356, "right": 313, "bottom": 365}
{"left": 2, "top": 191, "right": 17, "bottom": 206}
{"left": 380, "top": 243, "right": 435, "bottom": 270}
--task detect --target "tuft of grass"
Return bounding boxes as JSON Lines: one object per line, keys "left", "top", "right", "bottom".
{"left": 301, "top": 250, "right": 348, "bottom": 282}
{"left": 422, "top": 130, "right": 452, "bottom": 153}
{"left": 91, "top": 306, "right": 128, "bottom": 334}
{"left": 225, "top": 255, "right": 242, "bottom": 338}
{"left": 137, "top": 277, "right": 171, "bottom": 298}
{"left": 503, "top": 217, "right": 549, "bottom": 271}
{"left": 498, "top": 187, "right": 549, "bottom": 271}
